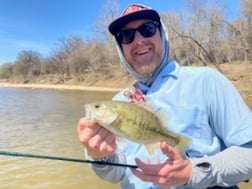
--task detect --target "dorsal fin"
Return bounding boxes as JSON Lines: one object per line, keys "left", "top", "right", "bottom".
{"left": 135, "top": 102, "right": 152, "bottom": 111}
{"left": 135, "top": 102, "right": 169, "bottom": 127}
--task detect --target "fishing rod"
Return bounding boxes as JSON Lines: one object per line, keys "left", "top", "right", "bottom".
{"left": 0, "top": 151, "right": 138, "bottom": 169}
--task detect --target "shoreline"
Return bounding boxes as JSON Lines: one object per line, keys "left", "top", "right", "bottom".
{"left": 0, "top": 82, "right": 123, "bottom": 92}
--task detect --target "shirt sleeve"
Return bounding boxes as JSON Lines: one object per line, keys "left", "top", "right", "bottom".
{"left": 187, "top": 69, "right": 252, "bottom": 187}
{"left": 206, "top": 68, "right": 252, "bottom": 146}
{"left": 84, "top": 148, "right": 127, "bottom": 183}
{"left": 187, "top": 142, "right": 252, "bottom": 188}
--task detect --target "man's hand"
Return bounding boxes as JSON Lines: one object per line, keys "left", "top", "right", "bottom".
{"left": 131, "top": 141, "right": 192, "bottom": 188}
{"left": 77, "top": 117, "right": 117, "bottom": 159}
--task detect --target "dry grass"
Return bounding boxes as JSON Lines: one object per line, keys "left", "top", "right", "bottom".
{"left": 220, "top": 63, "right": 252, "bottom": 98}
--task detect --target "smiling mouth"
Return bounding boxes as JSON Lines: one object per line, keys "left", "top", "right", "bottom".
{"left": 135, "top": 48, "right": 151, "bottom": 55}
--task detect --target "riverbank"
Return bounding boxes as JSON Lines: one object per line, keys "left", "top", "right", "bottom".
{"left": 0, "top": 62, "right": 251, "bottom": 98}
{"left": 0, "top": 83, "right": 123, "bottom": 92}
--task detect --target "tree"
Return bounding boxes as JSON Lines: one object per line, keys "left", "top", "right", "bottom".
{"left": 163, "top": 0, "right": 229, "bottom": 70}
{"left": 94, "top": 0, "right": 120, "bottom": 41}
{"left": 241, "top": 0, "right": 252, "bottom": 61}
{"left": 0, "top": 63, "right": 13, "bottom": 79}
{"left": 13, "top": 50, "right": 42, "bottom": 77}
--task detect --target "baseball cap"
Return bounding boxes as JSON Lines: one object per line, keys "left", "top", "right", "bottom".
{"left": 108, "top": 4, "right": 160, "bottom": 36}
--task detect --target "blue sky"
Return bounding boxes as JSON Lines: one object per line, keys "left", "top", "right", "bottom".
{"left": 0, "top": 0, "right": 240, "bottom": 65}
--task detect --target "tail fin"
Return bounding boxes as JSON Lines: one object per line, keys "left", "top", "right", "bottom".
{"left": 177, "top": 135, "right": 192, "bottom": 157}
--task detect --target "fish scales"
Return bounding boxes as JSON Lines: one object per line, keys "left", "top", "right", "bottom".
{"left": 115, "top": 103, "right": 161, "bottom": 141}
{"left": 84, "top": 101, "right": 192, "bottom": 156}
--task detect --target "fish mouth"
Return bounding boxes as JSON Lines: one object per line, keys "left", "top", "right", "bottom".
{"left": 84, "top": 104, "right": 92, "bottom": 118}
{"left": 84, "top": 104, "right": 97, "bottom": 122}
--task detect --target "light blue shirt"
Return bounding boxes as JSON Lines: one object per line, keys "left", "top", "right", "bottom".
{"left": 92, "top": 60, "right": 252, "bottom": 189}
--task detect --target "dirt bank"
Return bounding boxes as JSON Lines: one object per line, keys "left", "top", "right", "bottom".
{"left": 219, "top": 63, "right": 252, "bottom": 100}
{"left": 0, "top": 62, "right": 251, "bottom": 99}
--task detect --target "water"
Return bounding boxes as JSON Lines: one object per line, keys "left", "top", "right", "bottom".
{"left": 0, "top": 87, "right": 119, "bottom": 189}
{"left": 0, "top": 87, "right": 251, "bottom": 189}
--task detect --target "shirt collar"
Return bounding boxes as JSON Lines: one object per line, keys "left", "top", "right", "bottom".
{"left": 159, "top": 59, "right": 179, "bottom": 78}
{"left": 135, "top": 60, "right": 180, "bottom": 93}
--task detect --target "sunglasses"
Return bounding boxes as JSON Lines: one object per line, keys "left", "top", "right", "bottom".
{"left": 116, "top": 21, "right": 160, "bottom": 44}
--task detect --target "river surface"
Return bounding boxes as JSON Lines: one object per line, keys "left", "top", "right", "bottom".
{"left": 0, "top": 87, "right": 251, "bottom": 189}
{"left": 0, "top": 87, "right": 119, "bottom": 189}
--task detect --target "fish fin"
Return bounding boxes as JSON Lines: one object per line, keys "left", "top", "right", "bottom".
{"left": 176, "top": 135, "right": 192, "bottom": 157}
{"left": 145, "top": 143, "right": 160, "bottom": 155}
{"left": 135, "top": 101, "right": 153, "bottom": 111}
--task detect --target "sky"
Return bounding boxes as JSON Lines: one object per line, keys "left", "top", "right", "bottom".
{"left": 0, "top": 0, "right": 240, "bottom": 65}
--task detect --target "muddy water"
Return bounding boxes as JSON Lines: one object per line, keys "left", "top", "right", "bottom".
{"left": 0, "top": 87, "right": 119, "bottom": 189}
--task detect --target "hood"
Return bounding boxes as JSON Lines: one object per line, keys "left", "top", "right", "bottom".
{"left": 115, "top": 20, "right": 170, "bottom": 86}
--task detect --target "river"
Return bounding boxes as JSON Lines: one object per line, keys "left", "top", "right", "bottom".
{"left": 0, "top": 87, "right": 119, "bottom": 189}
{"left": 0, "top": 87, "right": 251, "bottom": 189}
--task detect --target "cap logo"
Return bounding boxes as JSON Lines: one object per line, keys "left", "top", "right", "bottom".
{"left": 122, "top": 4, "right": 148, "bottom": 16}
{"left": 109, "top": 4, "right": 159, "bottom": 35}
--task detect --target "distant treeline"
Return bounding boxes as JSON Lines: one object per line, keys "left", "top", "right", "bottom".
{"left": 0, "top": 0, "right": 251, "bottom": 83}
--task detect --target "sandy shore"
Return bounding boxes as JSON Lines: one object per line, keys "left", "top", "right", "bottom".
{"left": 0, "top": 82, "right": 123, "bottom": 92}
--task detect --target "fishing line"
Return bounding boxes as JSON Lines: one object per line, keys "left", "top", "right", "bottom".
{"left": 0, "top": 151, "right": 138, "bottom": 168}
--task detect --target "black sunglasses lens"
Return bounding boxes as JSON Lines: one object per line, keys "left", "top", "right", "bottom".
{"left": 119, "top": 29, "right": 135, "bottom": 44}
{"left": 117, "top": 22, "right": 158, "bottom": 44}
{"left": 138, "top": 22, "right": 156, "bottom": 38}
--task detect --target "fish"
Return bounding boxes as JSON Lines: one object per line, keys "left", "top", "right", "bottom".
{"left": 84, "top": 100, "right": 192, "bottom": 157}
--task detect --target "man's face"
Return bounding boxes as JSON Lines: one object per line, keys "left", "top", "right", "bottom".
{"left": 121, "top": 19, "right": 163, "bottom": 76}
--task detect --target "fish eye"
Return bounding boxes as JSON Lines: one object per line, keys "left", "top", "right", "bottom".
{"left": 95, "top": 104, "right": 100, "bottom": 109}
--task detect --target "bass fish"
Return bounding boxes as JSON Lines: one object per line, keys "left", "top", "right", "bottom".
{"left": 84, "top": 101, "right": 192, "bottom": 156}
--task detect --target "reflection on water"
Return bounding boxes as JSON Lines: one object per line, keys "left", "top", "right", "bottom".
{"left": 0, "top": 87, "right": 119, "bottom": 189}
{"left": 0, "top": 87, "right": 251, "bottom": 189}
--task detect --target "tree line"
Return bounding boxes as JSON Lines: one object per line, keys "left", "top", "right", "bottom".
{"left": 0, "top": 0, "right": 251, "bottom": 83}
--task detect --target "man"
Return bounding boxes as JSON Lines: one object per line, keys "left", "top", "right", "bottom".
{"left": 77, "top": 4, "right": 252, "bottom": 189}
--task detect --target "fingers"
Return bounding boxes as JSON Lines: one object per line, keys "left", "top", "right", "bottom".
{"left": 134, "top": 158, "right": 164, "bottom": 175}
{"left": 77, "top": 117, "right": 100, "bottom": 144}
{"left": 77, "top": 117, "right": 116, "bottom": 158}
{"left": 131, "top": 167, "right": 165, "bottom": 184}
{"left": 88, "top": 127, "right": 116, "bottom": 153}
{"left": 131, "top": 159, "right": 170, "bottom": 186}
{"left": 130, "top": 143, "right": 191, "bottom": 188}
{"left": 160, "top": 141, "right": 182, "bottom": 160}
